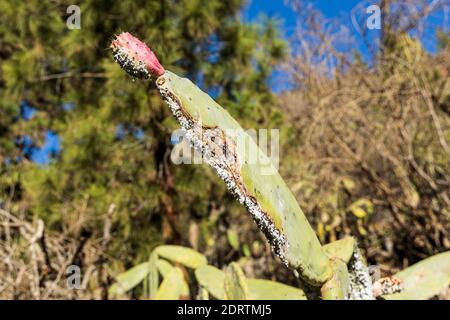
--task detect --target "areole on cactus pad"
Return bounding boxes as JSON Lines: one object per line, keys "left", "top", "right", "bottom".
{"left": 110, "top": 32, "right": 334, "bottom": 287}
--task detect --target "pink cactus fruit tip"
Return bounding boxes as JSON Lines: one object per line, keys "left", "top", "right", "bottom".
{"left": 111, "top": 32, "right": 165, "bottom": 79}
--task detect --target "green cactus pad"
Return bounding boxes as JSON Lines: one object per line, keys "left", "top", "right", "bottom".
{"left": 148, "top": 251, "right": 159, "bottom": 299}
{"left": 155, "top": 245, "right": 207, "bottom": 269}
{"left": 195, "top": 265, "right": 226, "bottom": 300}
{"left": 155, "top": 267, "right": 189, "bottom": 300}
{"left": 247, "top": 279, "right": 306, "bottom": 300}
{"left": 156, "top": 71, "right": 332, "bottom": 286}
{"left": 108, "top": 262, "right": 151, "bottom": 297}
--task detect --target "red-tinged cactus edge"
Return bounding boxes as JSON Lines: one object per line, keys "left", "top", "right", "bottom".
{"left": 110, "top": 32, "right": 165, "bottom": 79}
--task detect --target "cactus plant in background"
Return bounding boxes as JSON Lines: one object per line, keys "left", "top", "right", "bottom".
{"left": 110, "top": 32, "right": 450, "bottom": 300}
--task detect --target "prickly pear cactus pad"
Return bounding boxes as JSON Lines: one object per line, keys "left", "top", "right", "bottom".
{"left": 111, "top": 32, "right": 165, "bottom": 79}
{"left": 320, "top": 258, "right": 349, "bottom": 300}
{"left": 110, "top": 33, "right": 332, "bottom": 286}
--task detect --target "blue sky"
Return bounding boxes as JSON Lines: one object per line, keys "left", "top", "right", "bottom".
{"left": 27, "top": 131, "right": 60, "bottom": 163}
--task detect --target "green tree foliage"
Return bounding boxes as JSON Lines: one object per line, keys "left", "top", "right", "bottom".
{"left": 0, "top": 0, "right": 286, "bottom": 270}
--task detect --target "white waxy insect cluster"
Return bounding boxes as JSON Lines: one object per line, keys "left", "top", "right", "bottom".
{"left": 346, "top": 247, "right": 375, "bottom": 300}
{"left": 158, "top": 83, "right": 289, "bottom": 266}
{"left": 112, "top": 47, "right": 150, "bottom": 80}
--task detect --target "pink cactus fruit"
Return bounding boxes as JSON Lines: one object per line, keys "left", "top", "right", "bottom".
{"left": 111, "top": 32, "right": 165, "bottom": 79}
